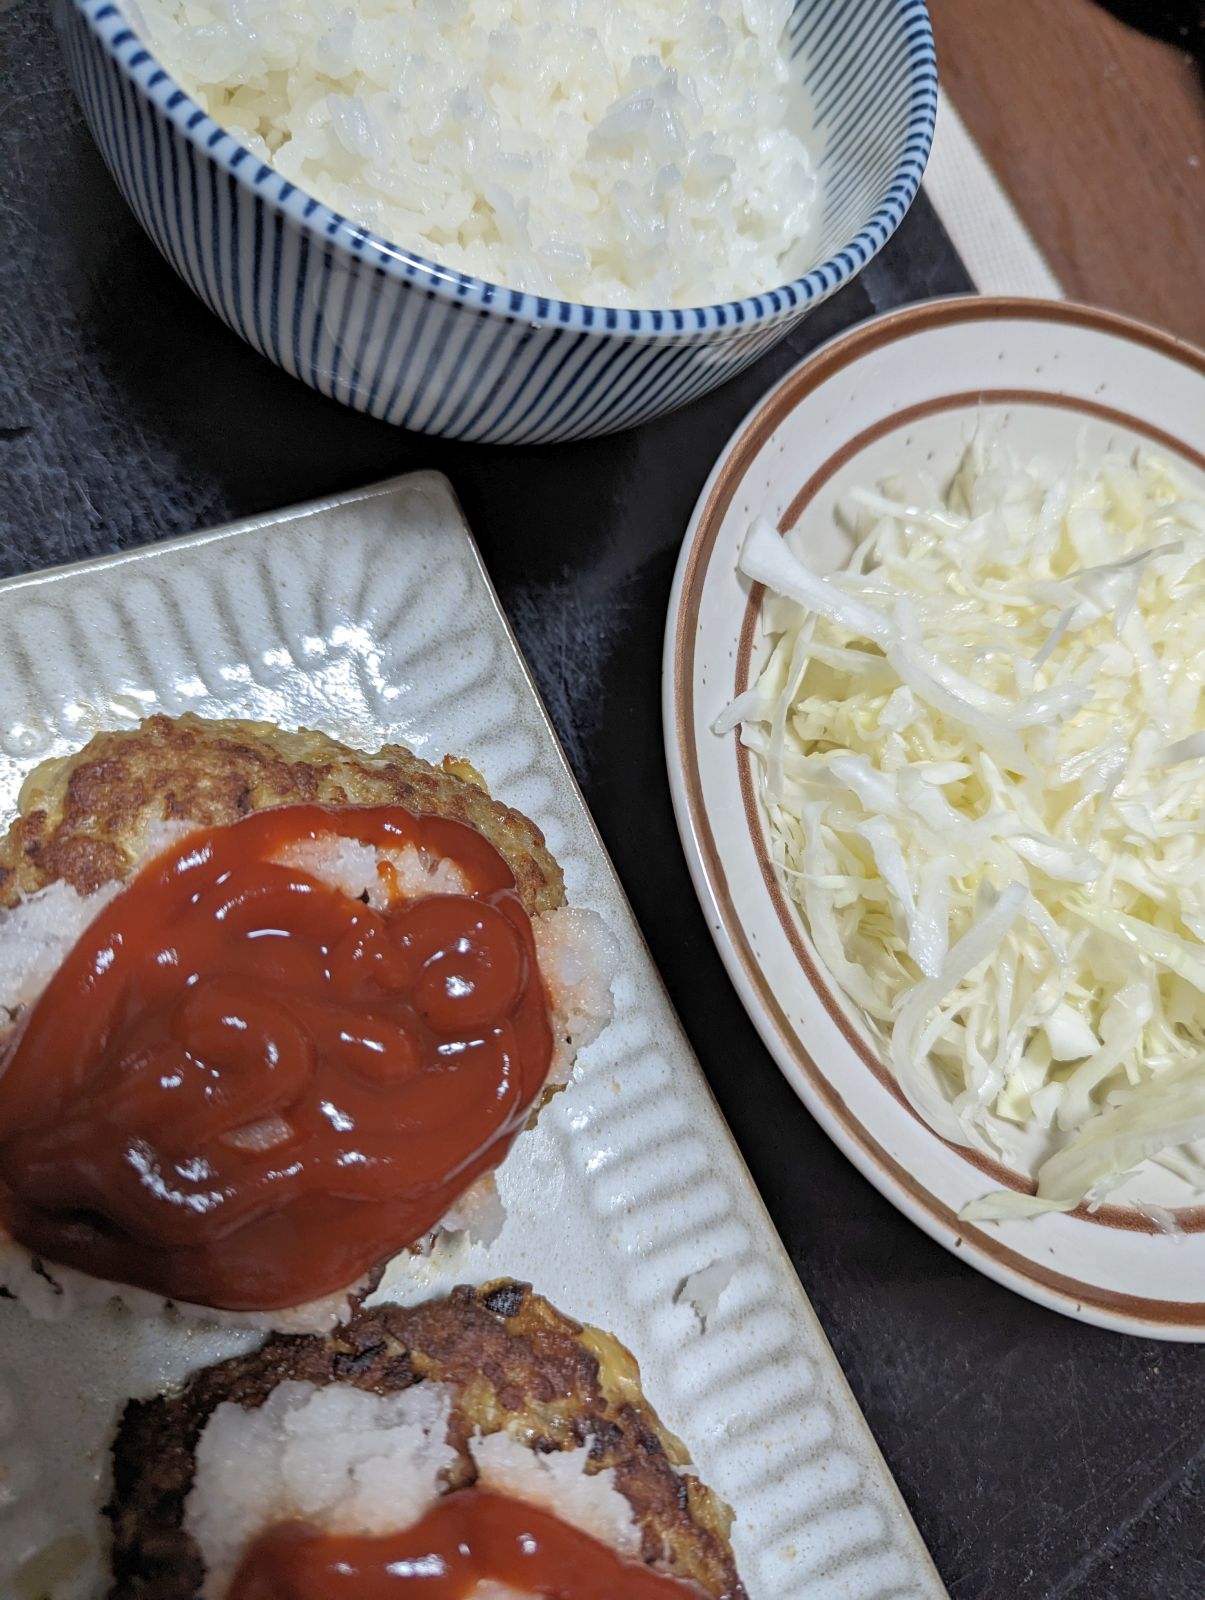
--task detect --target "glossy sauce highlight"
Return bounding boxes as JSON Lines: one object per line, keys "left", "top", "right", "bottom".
{"left": 0, "top": 805, "right": 552, "bottom": 1310}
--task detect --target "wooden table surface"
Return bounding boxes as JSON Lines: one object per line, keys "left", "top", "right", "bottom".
{"left": 930, "top": 0, "right": 1205, "bottom": 347}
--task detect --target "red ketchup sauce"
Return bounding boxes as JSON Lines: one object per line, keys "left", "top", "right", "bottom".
{"left": 227, "top": 1489, "right": 705, "bottom": 1599}
{"left": 0, "top": 805, "right": 552, "bottom": 1310}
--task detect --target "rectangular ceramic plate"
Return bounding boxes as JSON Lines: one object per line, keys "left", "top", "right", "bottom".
{"left": 0, "top": 474, "right": 946, "bottom": 1600}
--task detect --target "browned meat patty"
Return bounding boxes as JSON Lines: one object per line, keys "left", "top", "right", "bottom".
{"left": 0, "top": 713, "right": 564, "bottom": 915}
{"left": 106, "top": 1281, "right": 747, "bottom": 1600}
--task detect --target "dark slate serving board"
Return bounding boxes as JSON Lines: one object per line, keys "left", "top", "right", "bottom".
{"left": 1, "top": 3, "right": 1202, "bottom": 1596}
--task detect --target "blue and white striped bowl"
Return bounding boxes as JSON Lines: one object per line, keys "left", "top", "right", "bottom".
{"left": 52, "top": 0, "right": 936, "bottom": 444}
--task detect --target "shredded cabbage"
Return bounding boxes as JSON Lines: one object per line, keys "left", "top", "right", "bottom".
{"left": 725, "top": 433, "right": 1205, "bottom": 1219}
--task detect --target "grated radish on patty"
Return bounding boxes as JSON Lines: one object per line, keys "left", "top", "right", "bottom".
{"left": 0, "top": 819, "right": 195, "bottom": 1033}
{"left": 271, "top": 835, "right": 471, "bottom": 904}
{"left": 0, "top": 1241, "right": 368, "bottom": 1333}
{"left": 184, "top": 1379, "right": 640, "bottom": 1598}
{"left": 185, "top": 1381, "right": 458, "bottom": 1598}
{"left": 533, "top": 905, "right": 619, "bottom": 1084}
{"left": 469, "top": 1429, "right": 640, "bottom": 1558}
{"left": 0, "top": 878, "right": 122, "bottom": 1031}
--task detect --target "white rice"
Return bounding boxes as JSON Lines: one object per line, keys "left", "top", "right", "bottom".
{"left": 184, "top": 1379, "right": 640, "bottom": 1598}
{"left": 120, "top": 0, "right": 818, "bottom": 308}
{"left": 0, "top": 822, "right": 615, "bottom": 1328}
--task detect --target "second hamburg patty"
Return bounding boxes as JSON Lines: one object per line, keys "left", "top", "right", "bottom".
{"left": 108, "top": 1281, "right": 748, "bottom": 1599}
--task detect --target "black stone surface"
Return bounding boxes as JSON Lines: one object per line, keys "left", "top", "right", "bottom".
{"left": 1091, "top": 0, "right": 1204, "bottom": 63}
{"left": 2, "top": 3, "right": 1203, "bottom": 1597}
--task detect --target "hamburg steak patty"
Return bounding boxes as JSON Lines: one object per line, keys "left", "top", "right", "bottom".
{"left": 0, "top": 713, "right": 564, "bottom": 915}
{"left": 106, "top": 1282, "right": 746, "bottom": 1600}
{"left": 0, "top": 716, "right": 616, "bottom": 1322}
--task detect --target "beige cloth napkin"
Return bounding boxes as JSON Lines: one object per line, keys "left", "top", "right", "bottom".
{"left": 925, "top": 96, "right": 1063, "bottom": 299}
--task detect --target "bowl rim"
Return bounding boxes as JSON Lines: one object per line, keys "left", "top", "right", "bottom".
{"left": 70, "top": 0, "right": 937, "bottom": 338}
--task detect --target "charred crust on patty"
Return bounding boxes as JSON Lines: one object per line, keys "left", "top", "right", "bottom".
{"left": 106, "top": 1281, "right": 746, "bottom": 1600}
{"left": 0, "top": 714, "right": 564, "bottom": 915}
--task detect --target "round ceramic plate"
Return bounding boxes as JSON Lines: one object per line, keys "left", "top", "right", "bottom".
{"left": 664, "top": 296, "right": 1205, "bottom": 1341}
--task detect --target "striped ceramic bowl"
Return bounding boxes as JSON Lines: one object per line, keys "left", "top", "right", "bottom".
{"left": 52, "top": 0, "right": 937, "bottom": 445}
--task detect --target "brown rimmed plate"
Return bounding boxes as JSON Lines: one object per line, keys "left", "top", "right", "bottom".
{"left": 663, "top": 295, "right": 1205, "bottom": 1341}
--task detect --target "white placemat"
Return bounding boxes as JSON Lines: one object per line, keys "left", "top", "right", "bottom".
{"left": 925, "top": 94, "right": 1064, "bottom": 299}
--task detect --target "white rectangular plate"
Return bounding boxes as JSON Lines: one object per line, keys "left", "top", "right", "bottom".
{"left": 0, "top": 474, "right": 946, "bottom": 1600}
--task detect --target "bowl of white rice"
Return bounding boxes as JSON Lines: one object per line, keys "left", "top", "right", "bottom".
{"left": 53, "top": 0, "right": 936, "bottom": 443}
